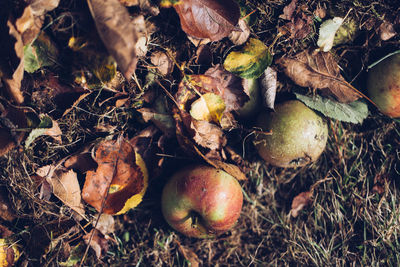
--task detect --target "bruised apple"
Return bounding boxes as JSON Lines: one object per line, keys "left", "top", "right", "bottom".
{"left": 161, "top": 165, "right": 243, "bottom": 238}
{"left": 254, "top": 100, "right": 328, "bottom": 168}
{"left": 367, "top": 53, "right": 400, "bottom": 118}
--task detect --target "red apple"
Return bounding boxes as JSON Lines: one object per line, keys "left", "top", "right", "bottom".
{"left": 161, "top": 165, "right": 243, "bottom": 238}
{"left": 367, "top": 53, "right": 400, "bottom": 118}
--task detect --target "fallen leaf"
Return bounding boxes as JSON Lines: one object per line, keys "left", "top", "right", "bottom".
{"left": 317, "top": 17, "right": 344, "bottom": 52}
{"left": 279, "top": 0, "right": 313, "bottom": 40}
{"left": 290, "top": 191, "right": 312, "bottom": 218}
{"left": 150, "top": 51, "right": 174, "bottom": 76}
{"left": 138, "top": 107, "right": 175, "bottom": 137}
{"left": 259, "top": 67, "right": 277, "bottom": 109}
{"left": 93, "top": 214, "right": 115, "bottom": 236}
{"left": 25, "top": 115, "right": 62, "bottom": 148}
{"left": 37, "top": 166, "right": 86, "bottom": 218}
{"left": 24, "top": 31, "right": 59, "bottom": 73}
{"left": 279, "top": 0, "right": 297, "bottom": 20}
{"left": 82, "top": 137, "right": 148, "bottom": 214}
{"left": 2, "top": 20, "right": 24, "bottom": 104}
{"left": 87, "top": 0, "right": 139, "bottom": 78}
{"left": 229, "top": 18, "right": 251, "bottom": 46}
{"left": 15, "top": 0, "right": 60, "bottom": 45}
{"left": 83, "top": 229, "right": 109, "bottom": 259}
{"left": 204, "top": 65, "right": 249, "bottom": 111}
{"left": 189, "top": 93, "right": 226, "bottom": 123}
{"left": 277, "top": 49, "right": 362, "bottom": 103}
{"left": 175, "top": 240, "right": 201, "bottom": 267}
{"left": 295, "top": 93, "right": 369, "bottom": 124}
{"left": 132, "top": 15, "right": 155, "bottom": 58}
{"left": 314, "top": 6, "right": 326, "bottom": 19}
{"left": 191, "top": 119, "right": 226, "bottom": 150}
{"left": 172, "top": 0, "right": 240, "bottom": 42}
{"left": 379, "top": 21, "right": 397, "bottom": 41}
{"left": 0, "top": 237, "right": 21, "bottom": 267}
{"left": 224, "top": 38, "right": 272, "bottom": 79}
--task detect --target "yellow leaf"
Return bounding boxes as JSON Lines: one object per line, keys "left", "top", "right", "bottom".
{"left": 189, "top": 93, "right": 226, "bottom": 123}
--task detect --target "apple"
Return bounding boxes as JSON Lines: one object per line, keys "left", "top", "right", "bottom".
{"left": 367, "top": 53, "right": 400, "bottom": 118}
{"left": 161, "top": 165, "right": 243, "bottom": 238}
{"left": 254, "top": 100, "right": 328, "bottom": 168}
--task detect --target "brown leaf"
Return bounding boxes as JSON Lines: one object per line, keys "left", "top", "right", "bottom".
{"left": 44, "top": 118, "right": 62, "bottom": 143}
{"left": 82, "top": 137, "right": 148, "bottom": 214}
{"left": 279, "top": 0, "right": 297, "bottom": 20}
{"left": 37, "top": 166, "right": 86, "bottom": 218}
{"left": 379, "top": 21, "right": 396, "bottom": 41}
{"left": 173, "top": 0, "right": 240, "bottom": 42}
{"left": 87, "top": 0, "right": 139, "bottom": 78}
{"left": 204, "top": 65, "right": 249, "bottom": 111}
{"left": 83, "top": 229, "right": 109, "bottom": 259}
{"left": 290, "top": 191, "right": 312, "bottom": 218}
{"left": 191, "top": 119, "right": 226, "bottom": 150}
{"left": 150, "top": 51, "right": 174, "bottom": 76}
{"left": 14, "top": 0, "right": 59, "bottom": 45}
{"left": 259, "top": 67, "right": 277, "bottom": 109}
{"left": 175, "top": 240, "right": 201, "bottom": 267}
{"left": 229, "top": 18, "right": 251, "bottom": 46}
{"left": 2, "top": 20, "right": 24, "bottom": 104}
{"left": 277, "top": 49, "right": 362, "bottom": 103}
{"left": 93, "top": 214, "right": 115, "bottom": 236}
{"left": 138, "top": 107, "right": 175, "bottom": 137}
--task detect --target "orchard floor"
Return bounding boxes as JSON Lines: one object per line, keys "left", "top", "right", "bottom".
{"left": 0, "top": 0, "right": 400, "bottom": 266}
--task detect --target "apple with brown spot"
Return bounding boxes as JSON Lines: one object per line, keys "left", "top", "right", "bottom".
{"left": 367, "top": 53, "right": 400, "bottom": 118}
{"left": 161, "top": 165, "right": 243, "bottom": 238}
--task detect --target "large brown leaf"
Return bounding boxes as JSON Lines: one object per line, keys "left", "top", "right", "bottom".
{"left": 277, "top": 49, "right": 362, "bottom": 103}
{"left": 82, "top": 137, "right": 148, "bottom": 214}
{"left": 87, "top": 0, "right": 139, "bottom": 78}
{"left": 173, "top": 0, "right": 240, "bottom": 42}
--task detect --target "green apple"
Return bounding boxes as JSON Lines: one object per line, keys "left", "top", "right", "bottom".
{"left": 254, "top": 100, "right": 328, "bottom": 168}
{"left": 367, "top": 53, "right": 400, "bottom": 118}
{"left": 161, "top": 165, "right": 243, "bottom": 238}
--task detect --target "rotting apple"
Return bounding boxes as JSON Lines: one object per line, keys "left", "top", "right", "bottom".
{"left": 367, "top": 53, "right": 400, "bottom": 118}
{"left": 254, "top": 100, "right": 328, "bottom": 168}
{"left": 161, "top": 165, "right": 243, "bottom": 238}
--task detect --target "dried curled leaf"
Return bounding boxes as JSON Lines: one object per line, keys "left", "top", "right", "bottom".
{"left": 277, "top": 49, "right": 361, "bottom": 103}
{"left": 172, "top": 0, "right": 240, "bottom": 41}
{"left": 87, "top": 0, "right": 139, "bottom": 78}
{"left": 82, "top": 137, "right": 148, "bottom": 214}
{"left": 191, "top": 119, "right": 226, "bottom": 150}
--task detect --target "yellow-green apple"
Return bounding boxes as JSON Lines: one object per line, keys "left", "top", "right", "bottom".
{"left": 254, "top": 100, "right": 328, "bottom": 168}
{"left": 161, "top": 165, "right": 243, "bottom": 238}
{"left": 367, "top": 53, "right": 400, "bottom": 118}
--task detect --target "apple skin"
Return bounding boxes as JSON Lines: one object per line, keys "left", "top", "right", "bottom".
{"left": 367, "top": 53, "right": 400, "bottom": 118}
{"left": 161, "top": 165, "right": 243, "bottom": 238}
{"left": 254, "top": 100, "right": 328, "bottom": 168}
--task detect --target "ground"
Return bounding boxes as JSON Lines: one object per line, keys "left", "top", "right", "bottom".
{"left": 0, "top": 0, "right": 400, "bottom": 266}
